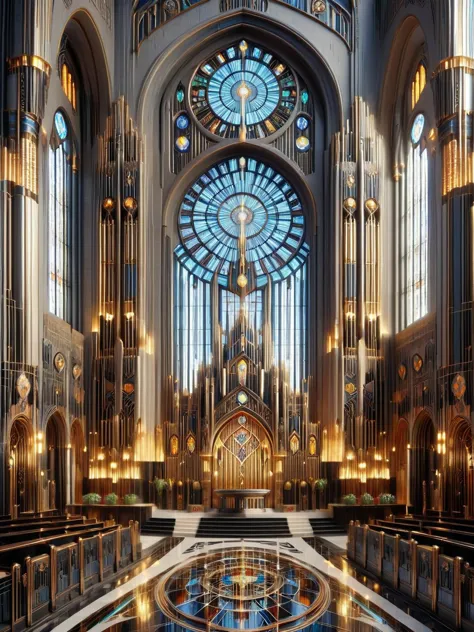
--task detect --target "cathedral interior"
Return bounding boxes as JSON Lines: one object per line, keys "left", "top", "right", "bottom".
{"left": 1, "top": 0, "right": 474, "bottom": 631}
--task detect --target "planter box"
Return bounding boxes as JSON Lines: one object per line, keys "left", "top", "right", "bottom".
{"left": 67, "top": 503, "right": 153, "bottom": 527}
{"left": 329, "top": 503, "right": 406, "bottom": 527}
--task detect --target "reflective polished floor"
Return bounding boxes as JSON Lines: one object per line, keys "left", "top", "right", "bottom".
{"left": 58, "top": 537, "right": 437, "bottom": 632}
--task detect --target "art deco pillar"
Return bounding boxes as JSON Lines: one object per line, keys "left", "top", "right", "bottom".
{"left": 432, "top": 55, "right": 474, "bottom": 514}
{"left": 0, "top": 37, "right": 50, "bottom": 512}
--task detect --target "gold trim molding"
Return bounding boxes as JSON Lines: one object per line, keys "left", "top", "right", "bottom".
{"left": 7, "top": 55, "right": 51, "bottom": 77}
{"left": 433, "top": 56, "right": 474, "bottom": 77}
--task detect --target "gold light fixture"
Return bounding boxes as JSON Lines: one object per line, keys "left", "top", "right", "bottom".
{"left": 102, "top": 197, "right": 115, "bottom": 211}
{"left": 343, "top": 197, "right": 357, "bottom": 212}
{"left": 312, "top": 0, "right": 326, "bottom": 12}
{"left": 237, "top": 273, "right": 248, "bottom": 288}
{"left": 123, "top": 196, "right": 138, "bottom": 212}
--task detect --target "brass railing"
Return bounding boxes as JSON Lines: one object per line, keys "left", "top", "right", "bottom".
{"left": 5, "top": 521, "right": 141, "bottom": 630}
{"left": 347, "top": 522, "right": 465, "bottom": 629}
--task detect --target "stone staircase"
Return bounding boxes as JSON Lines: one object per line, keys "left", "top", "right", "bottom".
{"left": 140, "top": 512, "right": 347, "bottom": 538}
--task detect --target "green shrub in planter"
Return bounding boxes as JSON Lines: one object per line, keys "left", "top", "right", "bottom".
{"left": 83, "top": 493, "right": 101, "bottom": 505}
{"left": 379, "top": 493, "right": 396, "bottom": 505}
{"left": 361, "top": 493, "right": 374, "bottom": 505}
{"left": 105, "top": 493, "right": 118, "bottom": 505}
{"left": 315, "top": 478, "right": 328, "bottom": 491}
{"left": 123, "top": 493, "right": 139, "bottom": 505}
{"left": 342, "top": 493, "right": 357, "bottom": 505}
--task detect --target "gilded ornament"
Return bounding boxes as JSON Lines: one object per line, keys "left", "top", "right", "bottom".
{"left": 123, "top": 383, "right": 134, "bottom": 394}
{"left": 452, "top": 374, "right": 466, "bottom": 400}
{"left": 123, "top": 196, "right": 138, "bottom": 213}
{"left": 186, "top": 435, "right": 196, "bottom": 454}
{"left": 170, "top": 435, "right": 179, "bottom": 456}
{"left": 16, "top": 373, "right": 31, "bottom": 400}
{"left": 398, "top": 363, "right": 407, "bottom": 380}
{"left": 343, "top": 197, "right": 357, "bottom": 212}
{"left": 365, "top": 198, "right": 379, "bottom": 213}
{"left": 346, "top": 174, "right": 355, "bottom": 188}
{"left": 412, "top": 354, "right": 423, "bottom": 373}
{"left": 312, "top": 0, "right": 326, "bottom": 12}
{"left": 345, "top": 382, "right": 356, "bottom": 394}
{"left": 102, "top": 197, "right": 115, "bottom": 211}
{"left": 72, "top": 364, "right": 82, "bottom": 380}
{"left": 283, "top": 481, "right": 292, "bottom": 491}
{"left": 54, "top": 353, "right": 66, "bottom": 373}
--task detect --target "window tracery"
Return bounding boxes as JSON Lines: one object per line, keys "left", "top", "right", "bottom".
{"left": 411, "top": 62, "right": 426, "bottom": 110}
{"left": 400, "top": 114, "right": 428, "bottom": 328}
{"left": 191, "top": 42, "right": 297, "bottom": 139}
{"left": 176, "top": 156, "right": 309, "bottom": 288}
{"left": 49, "top": 111, "right": 76, "bottom": 322}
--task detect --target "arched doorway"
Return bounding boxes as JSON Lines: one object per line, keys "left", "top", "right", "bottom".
{"left": 212, "top": 413, "right": 272, "bottom": 508}
{"left": 70, "top": 420, "right": 85, "bottom": 504}
{"left": 411, "top": 413, "right": 436, "bottom": 513}
{"left": 448, "top": 417, "right": 472, "bottom": 516}
{"left": 46, "top": 414, "right": 67, "bottom": 511}
{"left": 8, "top": 417, "right": 34, "bottom": 516}
{"left": 394, "top": 419, "right": 409, "bottom": 505}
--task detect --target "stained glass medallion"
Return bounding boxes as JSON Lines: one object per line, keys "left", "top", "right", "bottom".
{"left": 170, "top": 434, "right": 179, "bottom": 456}
{"left": 176, "top": 156, "right": 309, "bottom": 287}
{"left": 411, "top": 113, "right": 425, "bottom": 145}
{"left": 413, "top": 353, "right": 423, "bottom": 373}
{"left": 452, "top": 374, "right": 466, "bottom": 399}
{"left": 191, "top": 42, "right": 297, "bottom": 138}
{"left": 237, "top": 359, "right": 247, "bottom": 385}
{"left": 186, "top": 434, "right": 196, "bottom": 454}
{"left": 237, "top": 390, "right": 249, "bottom": 405}
{"left": 54, "top": 111, "right": 68, "bottom": 140}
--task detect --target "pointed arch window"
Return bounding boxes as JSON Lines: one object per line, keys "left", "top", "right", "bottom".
{"left": 400, "top": 113, "right": 428, "bottom": 328}
{"left": 49, "top": 111, "right": 76, "bottom": 323}
{"left": 411, "top": 62, "right": 426, "bottom": 110}
{"left": 61, "top": 62, "right": 77, "bottom": 110}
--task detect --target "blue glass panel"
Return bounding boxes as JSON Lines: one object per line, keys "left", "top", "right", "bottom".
{"left": 191, "top": 42, "right": 297, "bottom": 138}
{"left": 296, "top": 116, "right": 309, "bottom": 130}
{"left": 54, "top": 111, "right": 68, "bottom": 140}
{"left": 176, "top": 114, "right": 190, "bottom": 129}
{"left": 176, "top": 157, "right": 309, "bottom": 287}
{"left": 411, "top": 113, "right": 425, "bottom": 145}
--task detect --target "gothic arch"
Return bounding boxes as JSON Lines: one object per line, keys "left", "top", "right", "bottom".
{"left": 162, "top": 141, "right": 318, "bottom": 239}
{"left": 448, "top": 416, "right": 473, "bottom": 516}
{"left": 8, "top": 416, "right": 35, "bottom": 516}
{"left": 212, "top": 412, "right": 273, "bottom": 508}
{"left": 45, "top": 412, "right": 68, "bottom": 511}
{"left": 70, "top": 419, "right": 85, "bottom": 504}
{"left": 137, "top": 13, "right": 343, "bottom": 136}
{"left": 411, "top": 410, "right": 436, "bottom": 513}
{"left": 394, "top": 417, "right": 409, "bottom": 505}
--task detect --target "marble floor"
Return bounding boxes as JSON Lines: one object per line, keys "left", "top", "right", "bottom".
{"left": 53, "top": 536, "right": 438, "bottom": 632}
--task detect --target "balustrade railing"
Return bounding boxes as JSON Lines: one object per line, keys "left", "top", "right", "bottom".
{"left": 134, "top": 0, "right": 352, "bottom": 50}
{"left": 348, "top": 522, "right": 465, "bottom": 629}
{"left": 0, "top": 522, "right": 141, "bottom": 631}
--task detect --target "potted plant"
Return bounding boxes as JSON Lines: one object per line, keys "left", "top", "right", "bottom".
{"left": 379, "top": 493, "right": 396, "bottom": 505}
{"left": 315, "top": 478, "right": 328, "bottom": 491}
{"left": 123, "top": 493, "right": 139, "bottom": 505}
{"left": 82, "top": 493, "right": 101, "bottom": 505}
{"left": 342, "top": 493, "right": 357, "bottom": 505}
{"left": 105, "top": 493, "right": 118, "bottom": 505}
{"left": 153, "top": 478, "right": 169, "bottom": 508}
{"left": 361, "top": 492, "right": 374, "bottom": 505}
